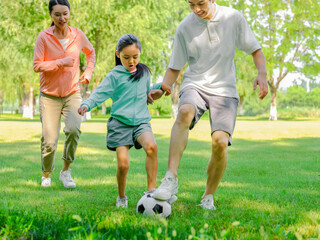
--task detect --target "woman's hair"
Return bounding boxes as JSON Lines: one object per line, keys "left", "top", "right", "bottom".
{"left": 115, "top": 34, "right": 151, "bottom": 82}
{"left": 49, "top": 0, "right": 70, "bottom": 26}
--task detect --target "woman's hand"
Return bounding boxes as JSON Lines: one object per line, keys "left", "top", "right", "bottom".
{"left": 79, "top": 74, "right": 89, "bottom": 84}
{"left": 61, "top": 56, "right": 75, "bottom": 67}
{"left": 78, "top": 106, "right": 88, "bottom": 116}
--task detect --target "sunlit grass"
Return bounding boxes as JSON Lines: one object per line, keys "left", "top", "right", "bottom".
{"left": 0, "top": 116, "right": 319, "bottom": 239}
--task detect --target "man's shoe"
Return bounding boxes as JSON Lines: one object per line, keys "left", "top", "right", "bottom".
{"left": 197, "top": 194, "right": 216, "bottom": 210}
{"left": 41, "top": 177, "right": 51, "bottom": 187}
{"left": 152, "top": 171, "right": 178, "bottom": 201}
{"left": 116, "top": 196, "right": 128, "bottom": 208}
{"left": 145, "top": 188, "right": 178, "bottom": 204}
{"left": 59, "top": 169, "right": 76, "bottom": 188}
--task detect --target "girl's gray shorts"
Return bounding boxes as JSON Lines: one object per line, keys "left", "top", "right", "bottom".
{"left": 179, "top": 87, "right": 239, "bottom": 145}
{"left": 106, "top": 117, "right": 153, "bottom": 151}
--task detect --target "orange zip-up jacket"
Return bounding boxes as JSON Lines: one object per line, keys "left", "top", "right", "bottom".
{"left": 33, "top": 26, "right": 95, "bottom": 97}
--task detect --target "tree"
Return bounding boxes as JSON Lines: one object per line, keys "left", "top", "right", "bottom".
{"left": 246, "top": 0, "right": 320, "bottom": 120}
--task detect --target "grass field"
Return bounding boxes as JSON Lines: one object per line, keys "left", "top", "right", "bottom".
{"left": 0, "top": 115, "right": 319, "bottom": 239}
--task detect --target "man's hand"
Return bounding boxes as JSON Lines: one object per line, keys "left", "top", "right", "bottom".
{"left": 148, "top": 89, "right": 164, "bottom": 104}
{"left": 253, "top": 73, "right": 268, "bottom": 100}
{"left": 161, "top": 82, "right": 172, "bottom": 96}
{"left": 78, "top": 106, "right": 88, "bottom": 116}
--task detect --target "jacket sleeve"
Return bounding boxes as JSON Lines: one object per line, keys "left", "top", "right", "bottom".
{"left": 33, "top": 32, "right": 64, "bottom": 72}
{"left": 80, "top": 30, "right": 96, "bottom": 82}
{"left": 80, "top": 73, "right": 114, "bottom": 112}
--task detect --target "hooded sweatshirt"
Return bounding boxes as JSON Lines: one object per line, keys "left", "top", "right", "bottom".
{"left": 33, "top": 26, "right": 95, "bottom": 97}
{"left": 81, "top": 65, "right": 161, "bottom": 126}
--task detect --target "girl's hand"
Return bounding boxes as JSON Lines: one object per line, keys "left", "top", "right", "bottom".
{"left": 148, "top": 89, "right": 164, "bottom": 104}
{"left": 78, "top": 106, "right": 88, "bottom": 116}
{"left": 62, "top": 56, "right": 75, "bottom": 67}
{"left": 161, "top": 83, "right": 172, "bottom": 96}
{"left": 79, "top": 74, "right": 89, "bottom": 84}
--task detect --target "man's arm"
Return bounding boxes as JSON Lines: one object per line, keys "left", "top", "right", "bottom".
{"left": 161, "top": 68, "right": 181, "bottom": 96}
{"left": 252, "top": 49, "right": 268, "bottom": 100}
{"left": 148, "top": 68, "right": 181, "bottom": 104}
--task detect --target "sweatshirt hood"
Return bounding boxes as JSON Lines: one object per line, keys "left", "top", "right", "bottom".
{"left": 43, "top": 26, "right": 79, "bottom": 41}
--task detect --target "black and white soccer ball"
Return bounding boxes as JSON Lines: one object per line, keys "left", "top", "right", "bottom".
{"left": 136, "top": 194, "right": 171, "bottom": 218}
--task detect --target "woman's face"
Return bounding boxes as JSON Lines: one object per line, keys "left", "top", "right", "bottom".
{"left": 50, "top": 4, "right": 70, "bottom": 29}
{"left": 188, "top": 0, "right": 215, "bottom": 20}
{"left": 116, "top": 44, "right": 140, "bottom": 73}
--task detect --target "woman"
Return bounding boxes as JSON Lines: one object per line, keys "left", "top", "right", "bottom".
{"left": 33, "top": 0, "right": 95, "bottom": 188}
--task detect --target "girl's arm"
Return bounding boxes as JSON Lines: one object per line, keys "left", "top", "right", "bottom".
{"left": 33, "top": 33, "right": 73, "bottom": 72}
{"left": 79, "top": 30, "right": 96, "bottom": 84}
{"left": 80, "top": 74, "right": 114, "bottom": 112}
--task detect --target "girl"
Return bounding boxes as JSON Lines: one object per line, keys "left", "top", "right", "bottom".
{"left": 33, "top": 0, "right": 95, "bottom": 188}
{"left": 78, "top": 34, "right": 162, "bottom": 208}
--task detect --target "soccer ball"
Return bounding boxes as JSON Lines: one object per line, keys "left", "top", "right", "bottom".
{"left": 136, "top": 194, "right": 171, "bottom": 218}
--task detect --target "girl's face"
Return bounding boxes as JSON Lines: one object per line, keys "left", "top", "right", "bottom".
{"left": 50, "top": 4, "right": 70, "bottom": 29}
{"left": 116, "top": 44, "right": 140, "bottom": 73}
{"left": 188, "top": 0, "right": 215, "bottom": 20}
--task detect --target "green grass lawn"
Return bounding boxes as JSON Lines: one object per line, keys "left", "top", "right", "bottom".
{"left": 0, "top": 115, "right": 319, "bottom": 239}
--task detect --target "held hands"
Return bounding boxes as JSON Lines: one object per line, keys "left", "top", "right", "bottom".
{"left": 161, "top": 82, "right": 172, "bottom": 96}
{"left": 253, "top": 73, "right": 268, "bottom": 100}
{"left": 147, "top": 82, "right": 173, "bottom": 104}
{"left": 148, "top": 89, "right": 164, "bottom": 104}
{"left": 78, "top": 106, "right": 88, "bottom": 116}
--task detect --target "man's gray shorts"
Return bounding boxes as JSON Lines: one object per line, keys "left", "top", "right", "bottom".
{"left": 179, "top": 87, "right": 239, "bottom": 145}
{"left": 106, "top": 117, "right": 153, "bottom": 151}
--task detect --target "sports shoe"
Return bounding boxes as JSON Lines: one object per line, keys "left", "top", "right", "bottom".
{"left": 116, "top": 196, "right": 128, "bottom": 208}
{"left": 145, "top": 188, "right": 178, "bottom": 204}
{"left": 152, "top": 171, "right": 178, "bottom": 201}
{"left": 197, "top": 194, "right": 216, "bottom": 210}
{"left": 41, "top": 177, "right": 51, "bottom": 187}
{"left": 59, "top": 169, "right": 76, "bottom": 188}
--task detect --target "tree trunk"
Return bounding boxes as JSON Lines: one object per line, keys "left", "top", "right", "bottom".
{"left": 0, "top": 90, "right": 3, "bottom": 115}
{"left": 238, "top": 96, "right": 244, "bottom": 115}
{"left": 101, "top": 104, "right": 106, "bottom": 115}
{"left": 171, "top": 71, "right": 183, "bottom": 119}
{"left": 269, "top": 86, "right": 277, "bottom": 120}
{"left": 22, "top": 87, "right": 33, "bottom": 119}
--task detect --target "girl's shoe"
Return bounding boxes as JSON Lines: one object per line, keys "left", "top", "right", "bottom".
{"left": 197, "top": 194, "right": 216, "bottom": 210}
{"left": 116, "top": 196, "right": 128, "bottom": 208}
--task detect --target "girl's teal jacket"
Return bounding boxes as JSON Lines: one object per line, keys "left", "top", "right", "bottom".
{"left": 80, "top": 65, "right": 161, "bottom": 126}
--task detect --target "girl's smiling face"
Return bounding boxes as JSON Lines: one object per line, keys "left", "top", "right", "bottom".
{"left": 116, "top": 44, "right": 140, "bottom": 73}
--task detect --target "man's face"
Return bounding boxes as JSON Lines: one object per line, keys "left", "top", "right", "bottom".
{"left": 188, "top": 0, "right": 215, "bottom": 20}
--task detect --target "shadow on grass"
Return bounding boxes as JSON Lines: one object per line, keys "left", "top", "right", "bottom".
{"left": 0, "top": 131, "right": 319, "bottom": 239}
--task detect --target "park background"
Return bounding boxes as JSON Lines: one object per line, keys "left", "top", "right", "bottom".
{"left": 0, "top": 0, "right": 319, "bottom": 239}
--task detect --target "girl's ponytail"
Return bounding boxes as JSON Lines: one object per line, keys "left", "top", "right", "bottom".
{"left": 130, "top": 63, "right": 150, "bottom": 81}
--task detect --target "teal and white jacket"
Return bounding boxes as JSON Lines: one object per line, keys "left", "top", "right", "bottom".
{"left": 81, "top": 65, "right": 161, "bottom": 126}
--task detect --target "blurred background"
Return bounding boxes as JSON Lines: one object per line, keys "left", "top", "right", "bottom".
{"left": 0, "top": 0, "right": 319, "bottom": 120}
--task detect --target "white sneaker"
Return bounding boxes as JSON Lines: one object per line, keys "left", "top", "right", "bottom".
{"left": 197, "top": 194, "right": 216, "bottom": 210}
{"left": 152, "top": 171, "right": 178, "bottom": 201}
{"left": 41, "top": 177, "right": 51, "bottom": 187}
{"left": 59, "top": 169, "right": 76, "bottom": 188}
{"left": 116, "top": 196, "right": 128, "bottom": 208}
{"left": 144, "top": 188, "right": 178, "bottom": 204}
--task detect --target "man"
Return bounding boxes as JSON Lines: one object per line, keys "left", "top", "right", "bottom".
{"left": 148, "top": 0, "right": 268, "bottom": 209}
